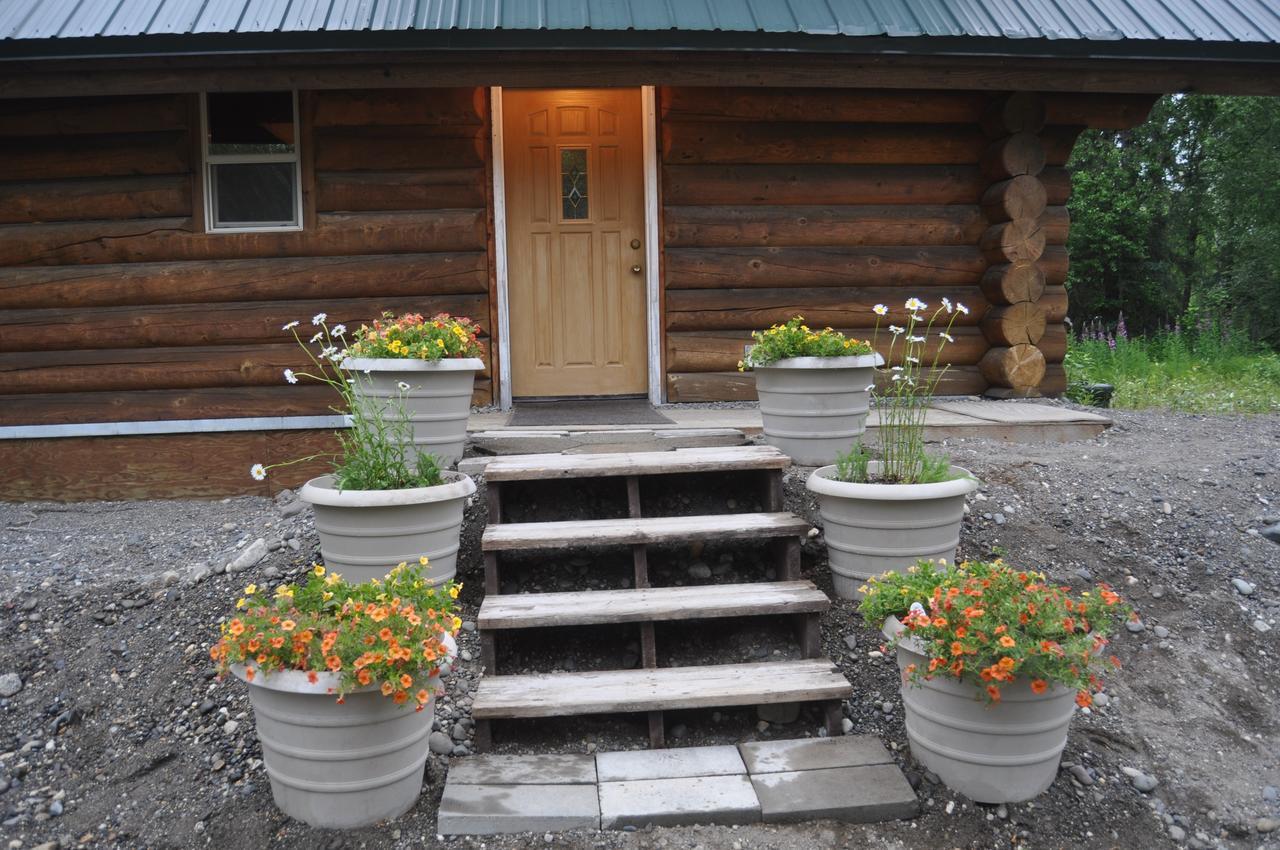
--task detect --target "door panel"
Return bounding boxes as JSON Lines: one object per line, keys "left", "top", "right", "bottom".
{"left": 504, "top": 88, "right": 648, "bottom": 397}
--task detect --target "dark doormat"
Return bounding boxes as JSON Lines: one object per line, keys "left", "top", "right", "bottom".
{"left": 509, "top": 398, "right": 675, "bottom": 427}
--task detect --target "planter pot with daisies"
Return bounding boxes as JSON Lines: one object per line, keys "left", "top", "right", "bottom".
{"left": 213, "top": 564, "right": 463, "bottom": 828}
{"left": 861, "top": 560, "right": 1131, "bottom": 804}
{"left": 341, "top": 313, "right": 486, "bottom": 468}
{"left": 299, "top": 471, "right": 475, "bottom": 586}
{"left": 740, "top": 318, "right": 883, "bottom": 466}
{"left": 804, "top": 297, "right": 979, "bottom": 599}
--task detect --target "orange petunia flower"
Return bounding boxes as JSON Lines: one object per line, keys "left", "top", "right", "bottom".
{"left": 998, "top": 635, "right": 1016, "bottom": 648}
{"left": 281, "top": 619, "right": 296, "bottom": 632}
{"left": 244, "top": 667, "right": 255, "bottom": 681}
{"left": 950, "top": 641, "right": 965, "bottom": 656}
{"left": 392, "top": 690, "right": 409, "bottom": 705}
{"left": 357, "top": 669, "right": 372, "bottom": 686}
{"left": 399, "top": 673, "right": 413, "bottom": 689}
{"left": 416, "top": 689, "right": 430, "bottom": 705}
{"left": 1030, "top": 679, "right": 1048, "bottom": 694}
{"left": 307, "top": 671, "right": 319, "bottom": 684}
{"left": 986, "top": 685, "right": 1001, "bottom": 702}
{"left": 380, "top": 681, "right": 394, "bottom": 696}
{"left": 379, "top": 627, "right": 393, "bottom": 642}
{"left": 326, "top": 655, "right": 342, "bottom": 671}
{"left": 270, "top": 636, "right": 285, "bottom": 649}
{"left": 228, "top": 619, "right": 245, "bottom": 636}
{"left": 1076, "top": 690, "right": 1093, "bottom": 708}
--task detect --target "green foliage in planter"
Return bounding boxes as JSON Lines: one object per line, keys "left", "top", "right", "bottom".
{"left": 739, "top": 316, "right": 873, "bottom": 369}
{"left": 859, "top": 559, "right": 1134, "bottom": 706}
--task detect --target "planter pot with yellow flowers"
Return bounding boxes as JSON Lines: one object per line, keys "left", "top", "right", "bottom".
{"left": 739, "top": 317, "right": 882, "bottom": 466}
{"left": 859, "top": 559, "right": 1132, "bottom": 804}
{"left": 213, "top": 563, "right": 462, "bottom": 829}
{"left": 342, "top": 313, "right": 486, "bottom": 468}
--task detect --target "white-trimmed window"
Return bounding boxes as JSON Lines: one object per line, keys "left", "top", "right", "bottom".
{"left": 202, "top": 91, "right": 302, "bottom": 231}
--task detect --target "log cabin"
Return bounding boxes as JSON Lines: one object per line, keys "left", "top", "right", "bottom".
{"left": 1, "top": 0, "right": 1278, "bottom": 499}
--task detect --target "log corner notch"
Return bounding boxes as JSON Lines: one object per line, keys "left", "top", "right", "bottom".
{"left": 977, "top": 92, "right": 1054, "bottom": 398}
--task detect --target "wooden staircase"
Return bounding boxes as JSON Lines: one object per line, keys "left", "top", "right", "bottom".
{"left": 473, "top": 445, "right": 853, "bottom": 749}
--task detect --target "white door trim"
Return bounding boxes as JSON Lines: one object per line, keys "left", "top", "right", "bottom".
{"left": 490, "top": 85, "right": 662, "bottom": 410}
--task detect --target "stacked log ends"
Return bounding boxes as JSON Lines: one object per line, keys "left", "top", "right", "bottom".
{"left": 977, "top": 92, "right": 1056, "bottom": 397}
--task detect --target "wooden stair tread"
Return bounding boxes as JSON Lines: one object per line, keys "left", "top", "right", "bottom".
{"left": 482, "top": 512, "right": 811, "bottom": 552}
{"left": 472, "top": 659, "right": 852, "bottom": 719}
{"left": 482, "top": 445, "right": 790, "bottom": 482}
{"left": 478, "top": 580, "right": 829, "bottom": 629}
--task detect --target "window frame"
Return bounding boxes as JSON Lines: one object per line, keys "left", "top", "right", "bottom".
{"left": 200, "top": 90, "right": 304, "bottom": 233}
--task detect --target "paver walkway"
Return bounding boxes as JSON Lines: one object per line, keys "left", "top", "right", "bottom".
{"left": 437, "top": 736, "right": 918, "bottom": 835}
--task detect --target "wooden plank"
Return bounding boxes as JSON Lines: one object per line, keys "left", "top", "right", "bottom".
{"left": 0, "top": 293, "right": 488, "bottom": 352}
{"left": 1043, "top": 206, "right": 1070, "bottom": 244}
{"left": 0, "top": 131, "right": 188, "bottom": 181}
{"left": 0, "top": 175, "right": 190, "bottom": 224}
{"left": 0, "top": 428, "right": 339, "bottom": 501}
{"left": 1042, "top": 126, "right": 1084, "bottom": 167}
{"left": 665, "top": 286, "right": 988, "bottom": 331}
{"left": 0, "top": 211, "right": 487, "bottom": 266}
{"left": 478, "top": 580, "right": 829, "bottom": 629}
{"left": 1043, "top": 93, "right": 1158, "bottom": 129}
{"left": 484, "top": 444, "right": 790, "bottom": 482}
{"left": 0, "top": 343, "right": 492, "bottom": 393}
{"left": 481, "top": 512, "right": 810, "bottom": 552}
{"left": 312, "top": 88, "right": 485, "bottom": 127}
{"left": 0, "top": 94, "right": 189, "bottom": 136}
{"left": 661, "top": 164, "right": 986, "bottom": 206}
{"left": 472, "top": 659, "right": 851, "bottom": 719}
{"left": 313, "top": 125, "right": 485, "bottom": 171}
{"left": 316, "top": 168, "right": 487, "bottom": 212}
{"left": 1042, "top": 246, "right": 1068, "bottom": 285}
{"left": 659, "top": 87, "right": 986, "bottom": 124}
{"left": 666, "top": 327, "right": 989, "bottom": 372}
{"left": 663, "top": 121, "right": 987, "bottom": 165}
{"left": 665, "top": 367, "right": 988, "bottom": 402}
{"left": 663, "top": 205, "right": 986, "bottom": 248}
{"left": 0, "top": 252, "right": 489, "bottom": 309}
{"left": 1042, "top": 167, "right": 1072, "bottom": 206}
{"left": 664, "top": 245, "right": 986, "bottom": 290}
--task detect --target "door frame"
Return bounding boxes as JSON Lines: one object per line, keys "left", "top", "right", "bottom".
{"left": 490, "top": 85, "right": 662, "bottom": 410}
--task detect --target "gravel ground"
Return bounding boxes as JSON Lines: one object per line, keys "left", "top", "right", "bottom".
{"left": 1, "top": 408, "right": 1278, "bottom": 850}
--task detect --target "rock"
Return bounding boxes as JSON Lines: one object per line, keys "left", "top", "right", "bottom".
{"left": 1258, "top": 818, "right": 1280, "bottom": 834}
{"left": 47, "top": 800, "right": 62, "bottom": 817}
{"left": 1232, "top": 578, "right": 1256, "bottom": 596}
{"left": 1254, "top": 619, "right": 1272, "bottom": 634}
{"left": 428, "top": 732, "right": 454, "bottom": 755}
{"left": 1150, "top": 585, "right": 1166, "bottom": 599}
{"left": 222, "top": 720, "right": 239, "bottom": 735}
{"left": 1126, "top": 619, "right": 1146, "bottom": 634}
{"left": 841, "top": 718, "right": 853, "bottom": 734}
{"left": 262, "top": 566, "right": 281, "bottom": 580}
{"left": 1130, "top": 772, "right": 1159, "bottom": 793}
{"left": 226, "top": 538, "right": 268, "bottom": 573}
{"left": 0, "top": 673, "right": 22, "bottom": 698}
{"left": 197, "top": 699, "right": 216, "bottom": 715}
{"left": 461, "top": 621, "right": 476, "bottom": 633}
{"left": 1263, "top": 785, "right": 1278, "bottom": 802}
{"left": 755, "top": 720, "right": 770, "bottom": 733}
{"left": 842, "top": 634, "right": 857, "bottom": 652}
{"left": 1075, "top": 568, "right": 1094, "bottom": 582}
{"left": 450, "top": 724, "right": 469, "bottom": 742}
{"left": 1153, "top": 626, "right": 1170, "bottom": 639}
{"left": 687, "top": 562, "right": 712, "bottom": 580}
{"left": 1169, "top": 825, "right": 1186, "bottom": 842}
{"left": 669, "top": 724, "right": 688, "bottom": 740}
{"left": 996, "top": 804, "right": 1008, "bottom": 819}
{"left": 1068, "top": 764, "right": 1095, "bottom": 786}
{"left": 158, "top": 570, "right": 180, "bottom": 587}
{"left": 185, "top": 563, "right": 212, "bottom": 585}
{"left": 279, "top": 499, "right": 308, "bottom": 518}
{"left": 1260, "top": 523, "right": 1280, "bottom": 544}
{"left": 1092, "top": 692, "right": 1110, "bottom": 708}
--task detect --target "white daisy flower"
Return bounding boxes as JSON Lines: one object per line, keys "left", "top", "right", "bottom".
{"left": 320, "top": 346, "right": 337, "bottom": 359}
{"left": 904, "top": 297, "right": 927, "bottom": 311}
{"left": 892, "top": 374, "right": 903, "bottom": 381}
{"left": 941, "top": 297, "right": 953, "bottom": 313}
{"left": 312, "top": 312, "right": 327, "bottom": 326}
{"left": 956, "top": 303, "right": 970, "bottom": 315}
{"left": 906, "top": 356, "right": 920, "bottom": 364}
{"left": 889, "top": 325, "right": 905, "bottom": 336}
{"left": 909, "top": 313, "right": 924, "bottom": 323}
{"left": 397, "top": 381, "right": 411, "bottom": 392}
{"left": 939, "top": 332, "right": 955, "bottom": 342}
{"left": 310, "top": 331, "right": 324, "bottom": 343}
{"left": 908, "top": 335, "right": 925, "bottom": 343}
{"left": 890, "top": 366, "right": 904, "bottom": 372}
{"left": 906, "top": 377, "right": 917, "bottom": 386}
{"left": 283, "top": 369, "right": 298, "bottom": 384}
{"left": 864, "top": 384, "right": 875, "bottom": 392}
{"left": 250, "top": 463, "right": 267, "bottom": 481}
{"left": 329, "top": 349, "right": 347, "bottom": 362}
{"left": 873, "top": 304, "right": 889, "bottom": 316}
{"left": 282, "top": 320, "right": 300, "bottom": 331}
{"left": 332, "top": 324, "right": 347, "bottom": 336}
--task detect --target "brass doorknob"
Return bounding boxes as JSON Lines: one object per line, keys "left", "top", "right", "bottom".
{"left": 631, "top": 264, "right": 643, "bottom": 274}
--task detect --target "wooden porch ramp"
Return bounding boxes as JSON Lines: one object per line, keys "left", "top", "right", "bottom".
{"left": 466, "top": 400, "right": 1111, "bottom": 457}
{"left": 471, "top": 444, "right": 852, "bottom": 750}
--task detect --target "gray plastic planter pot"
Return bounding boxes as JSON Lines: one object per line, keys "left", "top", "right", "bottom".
{"left": 805, "top": 462, "right": 979, "bottom": 599}
{"left": 753, "top": 354, "right": 883, "bottom": 466}
{"left": 232, "top": 634, "right": 456, "bottom": 828}
{"left": 299, "top": 472, "right": 476, "bottom": 585}
{"left": 882, "top": 616, "right": 1074, "bottom": 803}
{"left": 342, "top": 357, "right": 484, "bottom": 468}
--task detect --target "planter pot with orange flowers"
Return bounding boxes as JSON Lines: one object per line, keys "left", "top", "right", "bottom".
{"left": 861, "top": 559, "right": 1133, "bottom": 804}
{"left": 212, "top": 562, "right": 462, "bottom": 828}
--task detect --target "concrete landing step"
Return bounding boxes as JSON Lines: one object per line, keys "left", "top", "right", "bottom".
{"left": 478, "top": 580, "right": 830, "bottom": 630}
{"left": 481, "top": 511, "right": 810, "bottom": 552}
{"left": 482, "top": 444, "right": 790, "bottom": 482}
{"left": 437, "top": 737, "right": 918, "bottom": 835}
{"left": 471, "top": 659, "right": 851, "bottom": 720}
{"left": 469, "top": 427, "right": 748, "bottom": 456}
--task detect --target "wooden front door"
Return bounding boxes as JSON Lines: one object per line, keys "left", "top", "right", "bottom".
{"left": 503, "top": 88, "right": 648, "bottom": 398}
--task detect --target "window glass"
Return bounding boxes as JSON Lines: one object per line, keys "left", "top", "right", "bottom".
{"left": 207, "top": 91, "right": 295, "bottom": 155}
{"left": 561, "top": 148, "right": 588, "bottom": 220}
{"left": 204, "top": 91, "right": 300, "bottom": 230}
{"left": 211, "top": 163, "right": 297, "bottom": 227}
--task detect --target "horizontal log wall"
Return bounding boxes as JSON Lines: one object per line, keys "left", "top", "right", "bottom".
{"left": 0, "top": 88, "right": 494, "bottom": 435}
{"left": 661, "top": 88, "right": 1024, "bottom": 400}
{"left": 659, "top": 87, "right": 1144, "bottom": 402}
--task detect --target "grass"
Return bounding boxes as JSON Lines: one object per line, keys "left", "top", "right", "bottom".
{"left": 1065, "top": 329, "right": 1280, "bottom": 414}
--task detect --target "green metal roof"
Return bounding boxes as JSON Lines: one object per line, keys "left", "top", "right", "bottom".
{"left": 2, "top": 0, "right": 1279, "bottom": 60}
